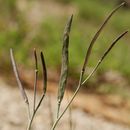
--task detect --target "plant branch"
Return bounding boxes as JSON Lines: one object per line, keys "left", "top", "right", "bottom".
{"left": 27, "top": 51, "right": 47, "bottom": 130}
{"left": 27, "top": 93, "right": 46, "bottom": 130}
{"left": 51, "top": 30, "right": 128, "bottom": 130}
{"left": 82, "top": 2, "right": 125, "bottom": 73}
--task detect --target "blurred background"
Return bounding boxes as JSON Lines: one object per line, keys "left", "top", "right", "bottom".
{"left": 0, "top": 0, "right": 130, "bottom": 130}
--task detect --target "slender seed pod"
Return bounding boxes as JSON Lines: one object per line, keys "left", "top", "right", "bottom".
{"left": 82, "top": 2, "right": 125, "bottom": 72}
{"left": 82, "top": 31, "right": 128, "bottom": 85}
{"left": 33, "top": 48, "right": 38, "bottom": 112}
{"left": 57, "top": 15, "right": 73, "bottom": 117}
{"left": 41, "top": 51, "right": 47, "bottom": 95}
{"left": 10, "top": 48, "right": 29, "bottom": 105}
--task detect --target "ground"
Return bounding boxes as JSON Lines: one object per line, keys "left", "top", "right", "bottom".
{"left": 0, "top": 78, "right": 129, "bottom": 130}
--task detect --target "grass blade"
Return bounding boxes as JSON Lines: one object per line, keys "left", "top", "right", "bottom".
{"left": 57, "top": 15, "right": 73, "bottom": 118}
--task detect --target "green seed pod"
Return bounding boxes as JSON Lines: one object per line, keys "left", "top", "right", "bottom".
{"left": 57, "top": 15, "right": 73, "bottom": 117}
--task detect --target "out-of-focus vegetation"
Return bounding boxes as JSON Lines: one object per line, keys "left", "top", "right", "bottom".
{"left": 0, "top": 0, "right": 130, "bottom": 83}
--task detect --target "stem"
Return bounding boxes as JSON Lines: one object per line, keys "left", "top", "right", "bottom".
{"left": 57, "top": 102, "right": 61, "bottom": 118}
{"left": 27, "top": 103, "right": 31, "bottom": 120}
{"left": 51, "top": 71, "right": 84, "bottom": 130}
{"left": 67, "top": 92, "right": 73, "bottom": 130}
{"left": 51, "top": 61, "right": 108, "bottom": 130}
{"left": 27, "top": 93, "right": 45, "bottom": 130}
{"left": 48, "top": 94, "right": 54, "bottom": 128}
{"left": 27, "top": 112, "right": 35, "bottom": 130}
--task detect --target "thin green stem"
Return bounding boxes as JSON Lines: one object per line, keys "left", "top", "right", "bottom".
{"left": 67, "top": 92, "right": 73, "bottom": 130}
{"left": 27, "top": 112, "right": 35, "bottom": 130}
{"left": 57, "top": 102, "right": 61, "bottom": 119}
{"left": 27, "top": 103, "right": 31, "bottom": 120}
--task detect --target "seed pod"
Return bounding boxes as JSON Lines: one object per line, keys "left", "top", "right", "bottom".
{"left": 82, "top": 2, "right": 125, "bottom": 72}
{"left": 57, "top": 15, "right": 73, "bottom": 117}
{"left": 10, "top": 48, "right": 29, "bottom": 105}
{"left": 41, "top": 51, "right": 47, "bottom": 95}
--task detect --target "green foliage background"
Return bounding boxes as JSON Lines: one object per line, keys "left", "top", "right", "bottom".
{"left": 0, "top": 0, "right": 130, "bottom": 80}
